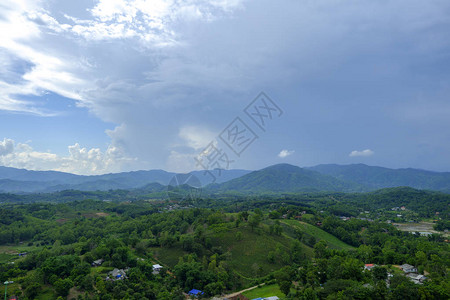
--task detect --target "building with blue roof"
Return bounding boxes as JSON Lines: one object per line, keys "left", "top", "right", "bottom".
{"left": 188, "top": 289, "right": 204, "bottom": 297}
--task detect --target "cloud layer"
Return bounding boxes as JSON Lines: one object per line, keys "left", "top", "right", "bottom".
{"left": 0, "top": 138, "right": 134, "bottom": 175}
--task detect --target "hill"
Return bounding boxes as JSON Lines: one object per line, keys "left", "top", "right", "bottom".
{"left": 348, "top": 186, "right": 450, "bottom": 217}
{"left": 308, "top": 164, "right": 450, "bottom": 192}
{"left": 210, "top": 164, "right": 365, "bottom": 193}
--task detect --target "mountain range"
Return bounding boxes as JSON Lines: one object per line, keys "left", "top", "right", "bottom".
{"left": 0, "top": 163, "right": 449, "bottom": 194}
{"left": 0, "top": 166, "right": 250, "bottom": 193}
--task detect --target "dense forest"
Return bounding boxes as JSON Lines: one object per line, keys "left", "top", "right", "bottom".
{"left": 0, "top": 188, "right": 448, "bottom": 299}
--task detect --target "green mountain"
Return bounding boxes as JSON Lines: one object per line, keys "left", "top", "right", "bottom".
{"left": 308, "top": 164, "right": 450, "bottom": 192}
{"left": 210, "top": 163, "right": 365, "bottom": 193}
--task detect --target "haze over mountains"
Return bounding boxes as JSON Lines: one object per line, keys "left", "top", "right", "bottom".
{"left": 0, "top": 163, "right": 449, "bottom": 194}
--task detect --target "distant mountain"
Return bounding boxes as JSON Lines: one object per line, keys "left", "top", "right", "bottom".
{"left": 307, "top": 164, "right": 450, "bottom": 192}
{"left": 0, "top": 166, "right": 250, "bottom": 193}
{"left": 0, "top": 179, "right": 55, "bottom": 193}
{"left": 0, "top": 166, "right": 79, "bottom": 182}
{"left": 209, "top": 163, "right": 365, "bottom": 193}
{"left": 191, "top": 169, "right": 251, "bottom": 186}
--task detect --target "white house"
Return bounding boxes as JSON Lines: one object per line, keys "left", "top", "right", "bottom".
{"left": 400, "top": 264, "right": 417, "bottom": 274}
{"left": 91, "top": 259, "right": 104, "bottom": 267}
{"left": 152, "top": 264, "right": 163, "bottom": 274}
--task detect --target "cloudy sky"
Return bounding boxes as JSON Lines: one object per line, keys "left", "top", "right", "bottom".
{"left": 1, "top": 0, "right": 449, "bottom": 175}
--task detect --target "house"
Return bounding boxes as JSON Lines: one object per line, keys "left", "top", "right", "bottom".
{"left": 92, "top": 259, "right": 104, "bottom": 267}
{"left": 407, "top": 273, "right": 427, "bottom": 284}
{"left": 419, "top": 232, "right": 432, "bottom": 236}
{"left": 152, "top": 264, "right": 163, "bottom": 274}
{"left": 251, "top": 297, "right": 279, "bottom": 300}
{"left": 364, "top": 264, "right": 375, "bottom": 271}
{"left": 188, "top": 289, "right": 204, "bottom": 297}
{"left": 400, "top": 264, "right": 417, "bottom": 274}
{"left": 106, "top": 268, "right": 128, "bottom": 281}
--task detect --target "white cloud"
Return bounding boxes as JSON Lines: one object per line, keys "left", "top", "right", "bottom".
{"left": 0, "top": 138, "right": 135, "bottom": 175}
{"left": 349, "top": 149, "right": 374, "bottom": 157}
{"left": 278, "top": 149, "right": 294, "bottom": 158}
{"left": 0, "top": 0, "right": 88, "bottom": 115}
{"left": 178, "top": 126, "right": 216, "bottom": 150}
{"left": 0, "top": 138, "right": 15, "bottom": 156}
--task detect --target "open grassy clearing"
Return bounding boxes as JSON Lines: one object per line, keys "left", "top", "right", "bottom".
{"left": 0, "top": 243, "right": 44, "bottom": 263}
{"left": 242, "top": 283, "right": 287, "bottom": 299}
{"left": 282, "top": 219, "right": 354, "bottom": 250}
{"left": 149, "top": 247, "right": 187, "bottom": 268}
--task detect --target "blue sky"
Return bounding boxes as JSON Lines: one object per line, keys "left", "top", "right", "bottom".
{"left": 1, "top": 0, "right": 450, "bottom": 174}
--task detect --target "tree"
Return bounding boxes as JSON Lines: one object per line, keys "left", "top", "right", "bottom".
{"left": 372, "top": 266, "right": 387, "bottom": 281}
{"left": 314, "top": 240, "right": 328, "bottom": 259}
{"left": 248, "top": 214, "right": 261, "bottom": 231}
{"left": 415, "top": 250, "right": 427, "bottom": 267}
{"left": 239, "top": 211, "right": 249, "bottom": 221}
{"left": 279, "top": 280, "right": 292, "bottom": 296}
{"left": 24, "top": 283, "right": 41, "bottom": 299}
{"left": 54, "top": 278, "right": 73, "bottom": 297}
{"left": 275, "top": 266, "right": 294, "bottom": 295}
{"left": 291, "top": 240, "right": 303, "bottom": 263}
{"left": 297, "top": 287, "right": 318, "bottom": 300}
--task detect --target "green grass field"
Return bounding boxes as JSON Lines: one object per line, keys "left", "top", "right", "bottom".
{"left": 282, "top": 220, "right": 354, "bottom": 250}
{"left": 242, "top": 284, "right": 286, "bottom": 299}
{"left": 208, "top": 225, "right": 294, "bottom": 279}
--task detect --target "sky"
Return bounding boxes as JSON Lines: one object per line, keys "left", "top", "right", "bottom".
{"left": 1, "top": 0, "right": 450, "bottom": 175}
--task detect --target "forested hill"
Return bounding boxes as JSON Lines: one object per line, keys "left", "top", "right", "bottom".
{"left": 308, "top": 163, "right": 450, "bottom": 192}
{"left": 345, "top": 187, "right": 450, "bottom": 218}
{"left": 209, "top": 164, "right": 366, "bottom": 193}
